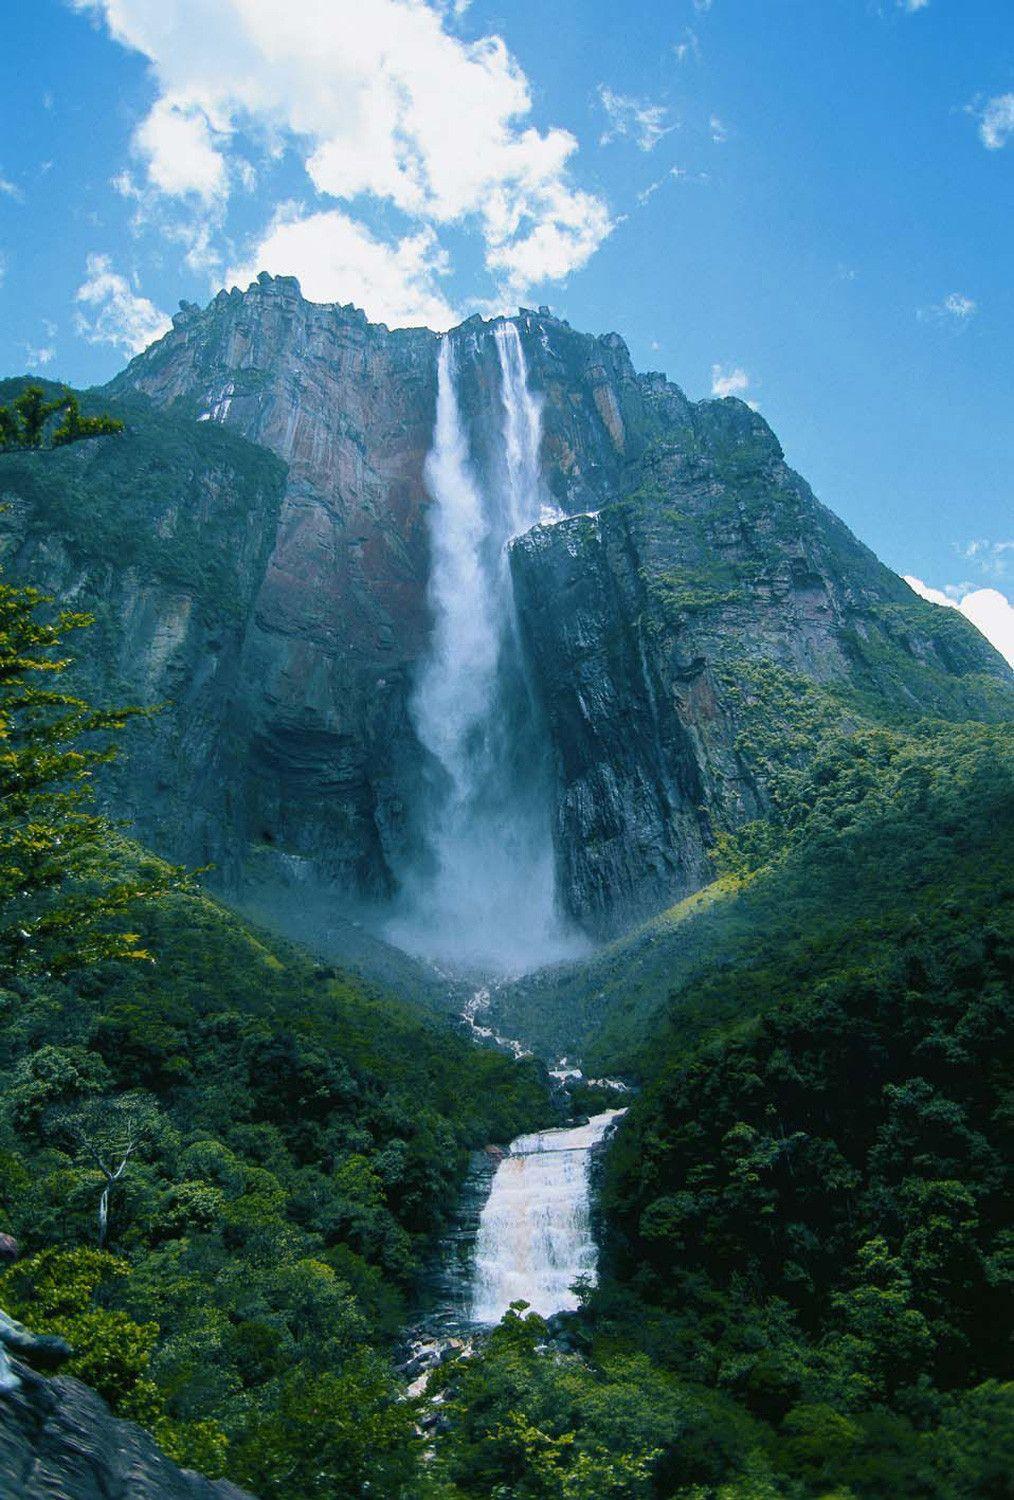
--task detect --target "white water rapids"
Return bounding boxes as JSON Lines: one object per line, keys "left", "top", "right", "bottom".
{"left": 388, "top": 320, "right": 583, "bottom": 973}
{"left": 470, "top": 1110, "right": 626, "bottom": 1324}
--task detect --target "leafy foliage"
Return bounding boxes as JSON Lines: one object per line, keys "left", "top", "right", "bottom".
{"left": 0, "top": 877, "right": 556, "bottom": 1490}
{"left": 580, "top": 719, "right": 1014, "bottom": 1495}
{"left": 0, "top": 586, "right": 554, "bottom": 1493}
{"left": 0, "top": 567, "right": 186, "bottom": 974}
{"left": 0, "top": 384, "right": 123, "bottom": 451}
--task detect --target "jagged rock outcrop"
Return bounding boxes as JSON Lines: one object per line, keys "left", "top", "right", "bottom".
{"left": 0, "top": 1361, "right": 251, "bottom": 1500}
{"left": 0, "top": 281, "right": 1008, "bottom": 935}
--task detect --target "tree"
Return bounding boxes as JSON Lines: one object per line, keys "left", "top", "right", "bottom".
{"left": 0, "top": 567, "right": 186, "bottom": 978}
{"left": 0, "top": 385, "right": 123, "bottom": 451}
{"left": 47, "top": 1092, "right": 170, "bottom": 1246}
{"left": 10, "top": 386, "right": 66, "bottom": 448}
{"left": 52, "top": 394, "right": 125, "bottom": 447}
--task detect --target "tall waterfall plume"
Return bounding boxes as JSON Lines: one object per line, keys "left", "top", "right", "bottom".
{"left": 389, "top": 321, "right": 581, "bottom": 973}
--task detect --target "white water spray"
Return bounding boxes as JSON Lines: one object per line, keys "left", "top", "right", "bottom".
{"left": 495, "top": 321, "right": 564, "bottom": 536}
{"left": 389, "top": 323, "right": 583, "bottom": 972}
{"left": 470, "top": 1111, "right": 626, "bottom": 1323}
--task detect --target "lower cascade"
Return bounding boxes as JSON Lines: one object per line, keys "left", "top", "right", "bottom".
{"left": 470, "top": 1110, "right": 626, "bottom": 1324}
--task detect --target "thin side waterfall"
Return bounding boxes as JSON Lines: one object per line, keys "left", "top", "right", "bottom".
{"left": 388, "top": 322, "right": 583, "bottom": 973}
{"left": 470, "top": 1111, "right": 626, "bottom": 1324}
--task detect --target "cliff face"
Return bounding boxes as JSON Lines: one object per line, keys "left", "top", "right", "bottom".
{"left": 0, "top": 1361, "right": 250, "bottom": 1500}
{"left": 0, "top": 282, "right": 1008, "bottom": 937}
{"left": 509, "top": 395, "right": 1011, "bottom": 929}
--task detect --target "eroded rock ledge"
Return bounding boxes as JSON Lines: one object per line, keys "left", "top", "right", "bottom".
{"left": 0, "top": 1361, "right": 251, "bottom": 1500}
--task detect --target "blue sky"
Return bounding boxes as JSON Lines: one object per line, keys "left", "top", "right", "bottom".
{"left": 1, "top": 0, "right": 1011, "bottom": 657}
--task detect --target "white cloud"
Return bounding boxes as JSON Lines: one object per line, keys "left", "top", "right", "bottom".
{"left": 974, "top": 93, "right": 1014, "bottom": 151}
{"left": 942, "top": 292, "right": 976, "bottom": 319}
{"left": 709, "top": 115, "right": 728, "bottom": 144}
{"left": 24, "top": 321, "right": 58, "bottom": 367}
{"left": 74, "top": 253, "right": 171, "bottom": 354}
{"left": 484, "top": 185, "right": 613, "bottom": 294}
{"left": 919, "top": 291, "right": 977, "bottom": 324}
{"left": 227, "top": 207, "right": 458, "bottom": 329}
{"left": 133, "top": 96, "right": 229, "bottom": 203}
{"left": 113, "top": 167, "right": 225, "bottom": 277}
{"left": 693, "top": 0, "right": 713, "bottom": 11}
{"left": 598, "top": 86, "right": 674, "bottom": 152}
{"left": 73, "top": 0, "right": 613, "bottom": 319}
{"left": 904, "top": 576, "right": 1014, "bottom": 667}
{"left": 0, "top": 173, "right": 23, "bottom": 202}
{"left": 24, "top": 343, "right": 56, "bottom": 368}
{"left": 674, "top": 28, "right": 701, "bottom": 64}
{"left": 711, "top": 364, "right": 750, "bottom": 399}
{"left": 898, "top": 0, "right": 929, "bottom": 12}
{"left": 637, "top": 166, "right": 708, "bottom": 205}
{"left": 955, "top": 538, "right": 1013, "bottom": 581}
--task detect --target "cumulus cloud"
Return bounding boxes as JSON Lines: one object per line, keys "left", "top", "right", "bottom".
{"left": 227, "top": 207, "right": 459, "bottom": 329}
{"left": 598, "top": 86, "right": 674, "bottom": 152}
{"left": 709, "top": 115, "right": 729, "bottom": 144}
{"left": 974, "top": 93, "right": 1014, "bottom": 151}
{"left": 133, "top": 96, "right": 229, "bottom": 204}
{"left": 897, "top": 0, "right": 929, "bottom": 12}
{"left": 73, "top": 0, "right": 613, "bottom": 322}
{"left": 904, "top": 576, "right": 1014, "bottom": 667}
{"left": 74, "top": 253, "right": 171, "bottom": 354}
{"left": 711, "top": 364, "right": 750, "bottom": 399}
{"left": 0, "top": 172, "right": 23, "bottom": 202}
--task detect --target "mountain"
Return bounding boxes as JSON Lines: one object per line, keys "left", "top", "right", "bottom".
{"left": 1, "top": 285, "right": 1011, "bottom": 1498}
{"left": 1, "top": 276, "right": 1008, "bottom": 948}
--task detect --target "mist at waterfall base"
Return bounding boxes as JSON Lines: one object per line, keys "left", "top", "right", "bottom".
{"left": 387, "top": 323, "right": 588, "bottom": 976}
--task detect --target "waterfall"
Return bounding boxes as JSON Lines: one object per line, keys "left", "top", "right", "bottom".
{"left": 470, "top": 1110, "right": 626, "bottom": 1324}
{"left": 495, "top": 321, "right": 564, "bottom": 535}
{"left": 388, "top": 321, "right": 583, "bottom": 973}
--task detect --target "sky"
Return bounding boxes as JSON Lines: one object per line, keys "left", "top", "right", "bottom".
{"left": 1, "top": 0, "right": 1011, "bottom": 662}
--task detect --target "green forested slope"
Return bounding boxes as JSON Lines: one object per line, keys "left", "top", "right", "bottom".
{"left": 421, "top": 721, "right": 1014, "bottom": 1497}
{"left": 0, "top": 870, "right": 553, "bottom": 1491}
{"left": 0, "top": 555, "right": 554, "bottom": 1494}
{"left": 491, "top": 716, "right": 1013, "bottom": 1078}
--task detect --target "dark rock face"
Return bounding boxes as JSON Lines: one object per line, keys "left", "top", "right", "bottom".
{"left": 508, "top": 395, "right": 1008, "bottom": 930}
{"left": 1, "top": 280, "right": 1008, "bottom": 936}
{"left": 0, "top": 1362, "right": 250, "bottom": 1500}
